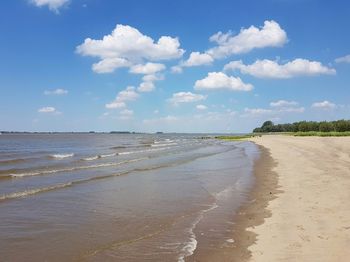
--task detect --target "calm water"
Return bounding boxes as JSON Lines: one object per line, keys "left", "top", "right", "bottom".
{"left": 0, "top": 133, "right": 259, "bottom": 261}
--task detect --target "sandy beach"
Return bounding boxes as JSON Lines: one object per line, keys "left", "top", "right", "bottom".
{"left": 245, "top": 135, "right": 350, "bottom": 262}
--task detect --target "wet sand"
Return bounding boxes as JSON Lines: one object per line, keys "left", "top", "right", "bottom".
{"left": 195, "top": 142, "right": 279, "bottom": 261}
{"left": 243, "top": 135, "right": 350, "bottom": 261}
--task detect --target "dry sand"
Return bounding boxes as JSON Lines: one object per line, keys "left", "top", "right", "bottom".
{"left": 247, "top": 135, "right": 350, "bottom": 262}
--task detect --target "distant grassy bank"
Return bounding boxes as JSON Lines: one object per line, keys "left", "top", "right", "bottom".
{"left": 214, "top": 134, "right": 256, "bottom": 140}
{"left": 292, "top": 131, "right": 350, "bottom": 137}
{"left": 215, "top": 132, "right": 350, "bottom": 140}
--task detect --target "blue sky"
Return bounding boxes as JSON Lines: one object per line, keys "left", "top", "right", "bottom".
{"left": 0, "top": 0, "right": 349, "bottom": 133}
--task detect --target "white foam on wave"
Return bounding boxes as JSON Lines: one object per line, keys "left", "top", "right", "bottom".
{"left": 151, "top": 143, "right": 177, "bottom": 148}
{"left": 178, "top": 203, "right": 218, "bottom": 262}
{"left": 10, "top": 157, "right": 148, "bottom": 178}
{"left": 82, "top": 153, "right": 117, "bottom": 161}
{"left": 50, "top": 153, "right": 74, "bottom": 159}
{"left": 83, "top": 155, "right": 100, "bottom": 161}
{"left": 118, "top": 146, "right": 173, "bottom": 155}
{"left": 0, "top": 182, "right": 73, "bottom": 201}
{"left": 215, "top": 186, "right": 234, "bottom": 201}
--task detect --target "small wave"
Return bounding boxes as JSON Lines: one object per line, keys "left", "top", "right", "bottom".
{"left": 10, "top": 157, "right": 147, "bottom": 178}
{"left": 151, "top": 143, "right": 177, "bottom": 147}
{"left": 0, "top": 157, "right": 33, "bottom": 165}
{"left": 110, "top": 146, "right": 126, "bottom": 150}
{"left": 50, "top": 153, "right": 74, "bottom": 159}
{"left": 0, "top": 182, "right": 73, "bottom": 201}
{"left": 83, "top": 155, "right": 101, "bottom": 161}
{"left": 82, "top": 153, "right": 117, "bottom": 161}
{"left": 1, "top": 168, "right": 138, "bottom": 201}
{"left": 119, "top": 146, "right": 174, "bottom": 155}
{"left": 178, "top": 203, "right": 218, "bottom": 262}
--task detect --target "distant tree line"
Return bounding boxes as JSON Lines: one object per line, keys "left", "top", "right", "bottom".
{"left": 253, "top": 120, "right": 350, "bottom": 133}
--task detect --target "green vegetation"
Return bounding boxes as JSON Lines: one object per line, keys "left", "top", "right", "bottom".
{"left": 293, "top": 131, "right": 350, "bottom": 137}
{"left": 253, "top": 120, "right": 350, "bottom": 133}
{"left": 215, "top": 134, "right": 256, "bottom": 140}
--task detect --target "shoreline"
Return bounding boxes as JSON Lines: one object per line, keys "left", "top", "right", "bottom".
{"left": 227, "top": 144, "right": 281, "bottom": 261}
{"left": 195, "top": 142, "right": 280, "bottom": 261}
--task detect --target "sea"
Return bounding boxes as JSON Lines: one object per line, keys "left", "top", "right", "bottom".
{"left": 0, "top": 133, "right": 259, "bottom": 261}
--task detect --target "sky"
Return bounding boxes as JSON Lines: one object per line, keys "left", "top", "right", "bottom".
{"left": 0, "top": 0, "right": 349, "bottom": 133}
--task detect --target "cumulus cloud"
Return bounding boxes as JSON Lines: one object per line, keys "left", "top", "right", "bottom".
{"left": 269, "top": 100, "right": 305, "bottom": 113}
{"left": 242, "top": 100, "right": 304, "bottom": 117}
{"left": 171, "top": 20, "right": 286, "bottom": 73}
{"left": 30, "top": 0, "right": 69, "bottom": 13}
{"left": 137, "top": 73, "right": 164, "bottom": 93}
{"left": 194, "top": 72, "right": 253, "bottom": 91}
{"left": 224, "top": 59, "right": 336, "bottom": 79}
{"left": 44, "top": 88, "right": 68, "bottom": 95}
{"left": 129, "top": 62, "right": 166, "bottom": 74}
{"left": 76, "top": 24, "right": 184, "bottom": 73}
{"left": 171, "top": 52, "right": 214, "bottom": 74}
{"left": 138, "top": 81, "right": 155, "bottom": 92}
{"left": 182, "top": 52, "right": 213, "bottom": 67}
{"left": 207, "top": 20, "right": 287, "bottom": 59}
{"left": 92, "top": 58, "right": 130, "bottom": 73}
{"left": 311, "top": 100, "right": 336, "bottom": 109}
{"left": 280, "top": 107, "right": 305, "bottom": 113}
{"left": 335, "top": 54, "right": 350, "bottom": 64}
{"left": 196, "top": 104, "right": 208, "bottom": 110}
{"left": 142, "top": 74, "right": 164, "bottom": 82}
{"left": 143, "top": 115, "right": 178, "bottom": 125}
{"left": 38, "top": 106, "right": 61, "bottom": 114}
{"left": 119, "top": 109, "right": 134, "bottom": 120}
{"left": 171, "top": 65, "right": 183, "bottom": 74}
{"left": 244, "top": 108, "right": 273, "bottom": 116}
{"left": 168, "top": 92, "right": 206, "bottom": 105}
{"left": 106, "top": 86, "right": 139, "bottom": 109}
{"left": 270, "top": 100, "right": 298, "bottom": 107}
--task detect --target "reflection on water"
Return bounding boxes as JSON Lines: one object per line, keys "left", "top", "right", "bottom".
{"left": 0, "top": 133, "right": 259, "bottom": 261}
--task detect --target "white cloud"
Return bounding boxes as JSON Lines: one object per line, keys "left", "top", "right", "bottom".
{"left": 171, "top": 52, "right": 214, "bottom": 74}
{"left": 194, "top": 72, "right": 253, "bottom": 91}
{"left": 171, "top": 65, "right": 183, "bottom": 74}
{"left": 44, "top": 88, "right": 68, "bottom": 95}
{"left": 224, "top": 59, "right": 336, "bottom": 79}
{"left": 137, "top": 73, "right": 164, "bottom": 93}
{"left": 30, "top": 0, "right": 69, "bottom": 13}
{"left": 138, "top": 81, "right": 155, "bottom": 92}
{"left": 92, "top": 58, "right": 130, "bottom": 73}
{"left": 142, "top": 74, "right": 164, "bottom": 82}
{"left": 311, "top": 100, "right": 336, "bottom": 109}
{"left": 335, "top": 54, "right": 350, "bottom": 64}
{"left": 242, "top": 104, "right": 304, "bottom": 117}
{"left": 143, "top": 115, "right": 178, "bottom": 125}
{"left": 105, "top": 101, "right": 126, "bottom": 109}
{"left": 279, "top": 107, "right": 305, "bottom": 113}
{"left": 129, "top": 62, "right": 166, "bottom": 74}
{"left": 182, "top": 52, "right": 213, "bottom": 67}
{"left": 120, "top": 109, "right": 133, "bottom": 116}
{"left": 244, "top": 108, "right": 273, "bottom": 116}
{"left": 119, "top": 109, "right": 134, "bottom": 120}
{"left": 169, "top": 92, "right": 206, "bottom": 105}
{"left": 270, "top": 100, "right": 298, "bottom": 107}
{"left": 38, "top": 106, "right": 61, "bottom": 114}
{"left": 76, "top": 24, "right": 184, "bottom": 73}
{"left": 196, "top": 104, "right": 208, "bottom": 110}
{"left": 106, "top": 86, "right": 139, "bottom": 109}
{"left": 207, "top": 20, "right": 287, "bottom": 58}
